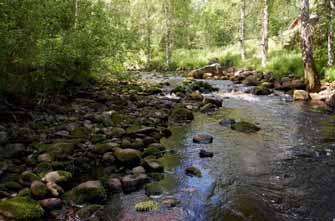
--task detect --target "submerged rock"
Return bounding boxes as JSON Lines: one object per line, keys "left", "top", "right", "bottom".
{"left": 135, "top": 200, "right": 159, "bottom": 212}
{"left": 145, "top": 182, "right": 164, "bottom": 196}
{"left": 0, "top": 197, "right": 44, "bottom": 220}
{"left": 185, "top": 166, "right": 202, "bottom": 177}
{"left": 193, "top": 134, "right": 213, "bottom": 144}
{"left": 77, "top": 204, "right": 104, "bottom": 220}
{"left": 199, "top": 149, "right": 214, "bottom": 158}
{"left": 231, "top": 121, "right": 260, "bottom": 133}
{"left": 219, "top": 119, "right": 236, "bottom": 127}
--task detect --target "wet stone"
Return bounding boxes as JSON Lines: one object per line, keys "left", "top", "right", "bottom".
{"left": 185, "top": 166, "right": 202, "bottom": 177}
{"left": 193, "top": 134, "right": 213, "bottom": 144}
{"left": 199, "top": 149, "right": 214, "bottom": 158}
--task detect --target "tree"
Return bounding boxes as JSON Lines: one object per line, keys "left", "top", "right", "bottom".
{"left": 240, "top": 0, "right": 246, "bottom": 60}
{"left": 163, "top": 0, "right": 172, "bottom": 67}
{"left": 261, "top": 0, "right": 269, "bottom": 67}
{"left": 300, "top": 0, "right": 321, "bottom": 92}
{"left": 328, "top": 0, "right": 335, "bottom": 66}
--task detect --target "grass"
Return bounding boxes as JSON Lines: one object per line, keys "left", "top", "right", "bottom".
{"left": 145, "top": 38, "right": 309, "bottom": 79}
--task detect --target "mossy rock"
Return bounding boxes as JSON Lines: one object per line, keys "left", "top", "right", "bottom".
{"left": 170, "top": 105, "right": 194, "bottom": 122}
{"left": 17, "top": 188, "right": 32, "bottom": 197}
{"left": 77, "top": 204, "right": 104, "bottom": 220}
{"left": 4, "top": 181, "right": 22, "bottom": 191}
{"left": 66, "top": 181, "right": 107, "bottom": 204}
{"left": 185, "top": 166, "right": 202, "bottom": 177}
{"left": 145, "top": 183, "right": 164, "bottom": 196}
{"left": 142, "top": 147, "right": 161, "bottom": 158}
{"left": 0, "top": 197, "right": 44, "bottom": 220}
{"left": 90, "top": 134, "right": 106, "bottom": 144}
{"left": 20, "top": 171, "right": 40, "bottom": 184}
{"left": 135, "top": 200, "right": 159, "bottom": 212}
{"left": 42, "top": 170, "right": 72, "bottom": 186}
{"left": 48, "top": 142, "right": 76, "bottom": 158}
{"left": 114, "top": 148, "right": 142, "bottom": 167}
{"left": 231, "top": 121, "right": 260, "bottom": 133}
{"left": 70, "top": 127, "right": 91, "bottom": 139}
{"left": 93, "top": 142, "right": 118, "bottom": 154}
{"left": 188, "top": 81, "right": 218, "bottom": 93}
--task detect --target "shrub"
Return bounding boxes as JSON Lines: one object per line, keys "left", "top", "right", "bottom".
{"left": 325, "top": 67, "right": 335, "bottom": 82}
{"left": 265, "top": 52, "right": 304, "bottom": 78}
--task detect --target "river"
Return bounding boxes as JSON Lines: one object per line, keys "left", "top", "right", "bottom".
{"left": 106, "top": 74, "right": 335, "bottom": 221}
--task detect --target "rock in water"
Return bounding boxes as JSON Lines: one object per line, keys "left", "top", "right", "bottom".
{"left": 219, "top": 119, "right": 236, "bottom": 127}
{"left": 135, "top": 200, "right": 159, "bottom": 212}
{"left": 185, "top": 166, "right": 202, "bottom": 177}
{"left": 170, "top": 105, "right": 194, "bottom": 122}
{"left": 231, "top": 121, "right": 260, "bottom": 133}
{"left": 326, "top": 93, "right": 335, "bottom": 108}
{"left": 293, "top": 90, "right": 310, "bottom": 101}
{"left": 193, "top": 134, "right": 213, "bottom": 144}
{"left": 199, "top": 149, "right": 214, "bottom": 158}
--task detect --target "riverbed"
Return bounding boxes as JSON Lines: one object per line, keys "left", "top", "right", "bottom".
{"left": 105, "top": 75, "right": 335, "bottom": 221}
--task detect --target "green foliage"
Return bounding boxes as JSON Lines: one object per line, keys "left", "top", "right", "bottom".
{"left": 325, "top": 67, "right": 335, "bottom": 81}
{"left": 0, "top": 0, "right": 132, "bottom": 100}
{"left": 265, "top": 52, "right": 304, "bottom": 78}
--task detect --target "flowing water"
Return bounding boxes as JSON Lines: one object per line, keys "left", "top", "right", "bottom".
{"left": 107, "top": 75, "right": 335, "bottom": 221}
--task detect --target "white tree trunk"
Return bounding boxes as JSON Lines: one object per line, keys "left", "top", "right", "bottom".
{"left": 328, "top": 0, "right": 335, "bottom": 66}
{"left": 239, "top": 0, "right": 246, "bottom": 60}
{"left": 74, "top": 0, "right": 79, "bottom": 29}
{"left": 144, "top": 0, "right": 152, "bottom": 65}
{"left": 164, "top": 0, "right": 172, "bottom": 68}
{"left": 300, "top": 0, "right": 321, "bottom": 92}
{"left": 261, "top": 0, "right": 269, "bottom": 67}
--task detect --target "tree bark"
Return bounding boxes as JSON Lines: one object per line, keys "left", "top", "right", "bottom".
{"left": 261, "top": 0, "right": 269, "bottom": 67}
{"left": 239, "top": 0, "right": 246, "bottom": 60}
{"left": 300, "top": 0, "right": 321, "bottom": 92}
{"left": 144, "top": 0, "right": 152, "bottom": 65}
{"left": 164, "top": 0, "right": 172, "bottom": 68}
{"left": 328, "top": 0, "right": 335, "bottom": 66}
{"left": 74, "top": 0, "right": 79, "bottom": 29}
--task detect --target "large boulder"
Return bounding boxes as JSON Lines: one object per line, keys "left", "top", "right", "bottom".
{"left": 0, "top": 197, "right": 44, "bottom": 220}
{"left": 67, "top": 181, "right": 107, "bottom": 204}
{"left": 231, "top": 121, "right": 260, "bottom": 133}
{"left": 114, "top": 148, "right": 142, "bottom": 167}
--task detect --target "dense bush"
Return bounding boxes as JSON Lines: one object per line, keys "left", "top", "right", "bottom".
{"left": 0, "top": 0, "right": 132, "bottom": 100}
{"left": 265, "top": 52, "right": 304, "bottom": 78}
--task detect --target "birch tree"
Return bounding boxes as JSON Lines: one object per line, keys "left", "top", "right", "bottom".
{"left": 328, "top": 0, "right": 335, "bottom": 66}
{"left": 240, "top": 0, "right": 246, "bottom": 60}
{"left": 300, "top": 0, "right": 321, "bottom": 92}
{"left": 261, "top": 0, "right": 269, "bottom": 67}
